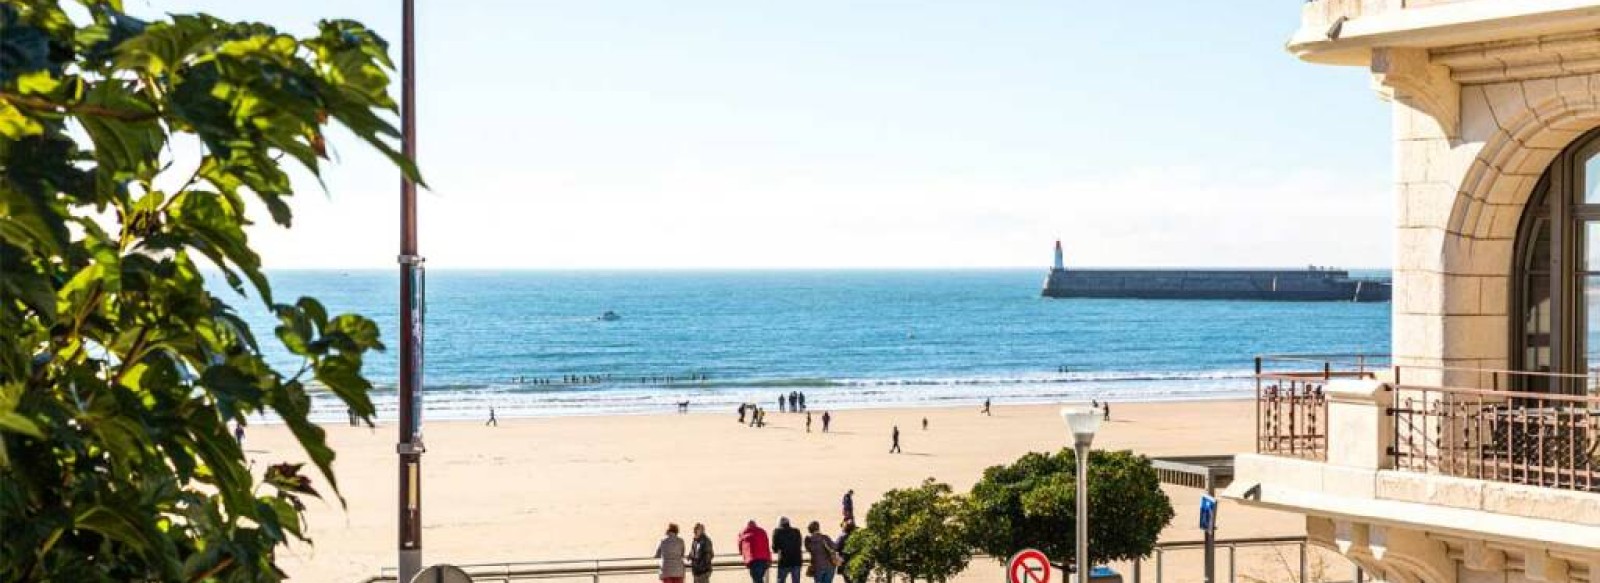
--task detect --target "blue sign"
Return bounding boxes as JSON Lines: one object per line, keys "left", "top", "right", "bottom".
{"left": 1198, "top": 494, "right": 1218, "bottom": 531}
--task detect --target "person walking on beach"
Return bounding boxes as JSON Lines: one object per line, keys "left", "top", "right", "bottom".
{"left": 233, "top": 422, "right": 245, "bottom": 446}
{"left": 982, "top": 398, "right": 991, "bottom": 416}
{"left": 738, "top": 404, "right": 747, "bottom": 424}
{"left": 1103, "top": 402, "right": 1111, "bottom": 421}
{"left": 739, "top": 520, "right": 772, "bottom": 583}
{"left": 835, "top": 521, "right": 857, "bottom": 583}
{"left": 804, "top": 521, "right": 839, "bottom": 583}
{"left": 921, "top": 417, "right": 928, "bottom": 431}
{"left": 841, "top": 490, "right": 854, "bottom": 522}
{"left": 889, "top": 425, "right": 902, "bottom": 454}
{"left": 799, "top": 392, "right": 807, "bottom": 412}
{"left": 822, "top": 411, "right": 831, "bottom": 432}
{"left": 772, "top": 517, "right": 804, "bottom": 583}
{"left": 656, "top": 523, "right": 687, "bottom": 583}
{"left": 779, "top": 395, "right": 787, "bottom": 413}
{"left": 486, "top": 406, "right": 498, "bottom": 427}
{"left": 688, "top": 523, "right": 715, "bottom": 583}
{"left": 806, "top": 411, "right": 813, "bottom": 433}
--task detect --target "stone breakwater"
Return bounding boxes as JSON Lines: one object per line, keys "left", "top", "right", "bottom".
{"left": 1041, "top": 268, "right": 1392, "bottom": 302}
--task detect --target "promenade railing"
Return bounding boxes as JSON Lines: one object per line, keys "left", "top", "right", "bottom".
{"left": 362, "top": 536, "right": 1314, "bottom": 583}
{"left": 1253, "top": 354, "right": 1600, "bottom": 494}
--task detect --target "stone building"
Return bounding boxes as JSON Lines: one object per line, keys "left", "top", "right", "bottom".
{"left": 1227, "top": 2, "right": 1600, "bottom": 583}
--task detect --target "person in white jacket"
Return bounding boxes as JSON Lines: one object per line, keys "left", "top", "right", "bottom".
{"left": 656, "top": 523, "right": 687, "bottom": 583}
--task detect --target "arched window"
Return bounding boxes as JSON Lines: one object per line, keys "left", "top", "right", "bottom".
{"left": 1512, "top": 127, "right": 1600, "bottom": 393}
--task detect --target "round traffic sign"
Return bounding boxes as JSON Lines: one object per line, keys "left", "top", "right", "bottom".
{"left": 409, "top": 564, "right": 472, "bottom": 583}
{"left": 1008, "top": 548, "right": 1052, "bottom": 583}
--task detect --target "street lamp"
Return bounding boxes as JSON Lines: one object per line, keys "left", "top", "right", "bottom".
{"left": 1060, "top": 405, "right": 1101, "bottom": 582}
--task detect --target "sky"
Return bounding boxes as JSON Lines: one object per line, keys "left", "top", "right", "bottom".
{"left": 132, "top": 1, "right": 1393, "bottom": 270}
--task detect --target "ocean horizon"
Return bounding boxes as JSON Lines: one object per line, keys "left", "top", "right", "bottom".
{"left": 223, "top": 268, "right": 1391, "bottom": 422}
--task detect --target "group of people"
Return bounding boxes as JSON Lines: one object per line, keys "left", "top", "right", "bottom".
{"left": 655, "top": 517, "right": 859, "bottom": 583}
{"left": 511, "top": 373, "right": 712, "bottom": 385}
{"left": 736, "top": 403, "right": 768, "bottom": 427}
{"left": 737, "top": 403, "right": 833, "bottom": 433}
{"left": 778, "top": 391, "right": 808, "bottom": 413}
{"left": 1090, "top": 399, "right": 1112, "bottom": 421}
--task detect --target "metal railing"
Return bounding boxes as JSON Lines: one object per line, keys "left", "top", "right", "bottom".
{"left": 1254, "top": 354, "right": 1600, "bottom": 493}
{"left": 1253, "top": 355, "right": 1384, "bottom": 461}
{"left": 364, "top": 537, "right": 1313, "bottom": 583}
{"left": 1125, "top": 535, "right": 1313, "bottom": 583}
{"left": 1390, "top": 383, "right": 1600, "bottom": 493}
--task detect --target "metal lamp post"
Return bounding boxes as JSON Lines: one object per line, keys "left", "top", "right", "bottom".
{"left": 396, "top": 1, "right": 426, "bottom": 582}
{"left": 1060, "top": 406, "right": 1101, "bottom": 583}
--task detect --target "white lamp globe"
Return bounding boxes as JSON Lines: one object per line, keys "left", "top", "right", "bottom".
{"left": 1060, "top": 405, "right": 1101, "bottom": 446}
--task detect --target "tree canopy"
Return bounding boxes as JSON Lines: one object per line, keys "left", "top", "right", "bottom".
{"left": 963, "top": 449, "right": 1174, "bottom": 568}
{"left": 844, "top": 479, "right": 972, "bottom": 583}
{"left": 0, "top": 0, "right": 418, "bottom": 580}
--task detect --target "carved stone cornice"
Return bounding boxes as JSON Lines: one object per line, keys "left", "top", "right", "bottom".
{"left": 1372, "top": 47, "right": 1461, "bottom": 139}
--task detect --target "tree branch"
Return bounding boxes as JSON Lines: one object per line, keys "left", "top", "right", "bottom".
{"left": 1, "top": 92, "right": 160, "bottom": 122}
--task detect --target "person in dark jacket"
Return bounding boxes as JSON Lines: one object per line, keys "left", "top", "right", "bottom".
{"left": 689, "top": 523, "right": 715, "bottom": 583}
{"left": 835, "top": 521, "right": 857, "bottom": 583}
{"left": 771, "top": 516, "right": 804, "bottom": 583}
{"left": 803, "top": 521, "right": 838, "bottom": 583}
{"left": 841, "top": 490, "right": 854, "bottom": 522}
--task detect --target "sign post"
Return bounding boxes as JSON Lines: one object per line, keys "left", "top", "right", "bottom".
{"left": 1008, "top": 549, "right": 1053, "bottom": 583}
{"left": 1199, "top": 493, "right": 1219, "bottom": 583}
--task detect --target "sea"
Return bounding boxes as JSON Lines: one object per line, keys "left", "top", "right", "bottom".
{"left": 228, "top": 269, "right": 1391, "bottom": 422}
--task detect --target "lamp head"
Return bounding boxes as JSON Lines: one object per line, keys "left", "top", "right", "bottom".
{"left": 1060, "top": 405, "right": 1100, "bottom": 447}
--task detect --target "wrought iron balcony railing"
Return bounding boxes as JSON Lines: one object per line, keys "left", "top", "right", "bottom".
{"left": 1253, "top": 355, "right": 1600, "bottom": 494}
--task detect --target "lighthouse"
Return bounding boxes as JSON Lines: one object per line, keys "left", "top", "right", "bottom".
{"left": 1053, "top": 240, "right": 1065, "bottom": 271}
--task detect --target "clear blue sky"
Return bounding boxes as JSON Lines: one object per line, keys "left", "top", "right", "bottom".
{"left": 136, "top": 0, "right": 1392, "bottom": 269}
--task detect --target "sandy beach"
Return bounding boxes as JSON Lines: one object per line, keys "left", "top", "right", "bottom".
{"left": 253, "top": 400, "right": 1325, "bottom": 582}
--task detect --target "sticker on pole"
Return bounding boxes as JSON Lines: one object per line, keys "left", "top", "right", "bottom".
{"left": 1008, "top": 548, "right": 1052, "bottom": 583}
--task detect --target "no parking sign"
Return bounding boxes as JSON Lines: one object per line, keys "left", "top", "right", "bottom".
{"left": 1008, "top": 549, "right": 1053, "bottom": 583}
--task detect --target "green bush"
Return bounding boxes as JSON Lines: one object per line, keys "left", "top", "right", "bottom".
{"left": 964, "top": 449, "right": 1174, "bottom": 568}
{"left": 846, "top": 479, "right": 972, "bottom": 583}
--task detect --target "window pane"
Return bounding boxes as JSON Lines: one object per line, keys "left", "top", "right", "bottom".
{"left": 1525, "top": 274, "right": 1552, "bottom": 375}
{"left": 1590, "top": 221, "right": 1600, "bottom": 271}
{"left": 1529, "top": 218, "right": 1551, "bottom": 271}
{"left": 1588, "top": 153, "right": 1600, "bottom": 203}
{"left": 1587, "top": 275, "right": 1600, "bottom": 380}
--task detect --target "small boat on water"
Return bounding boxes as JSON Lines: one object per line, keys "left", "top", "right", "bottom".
{"left": 598, "top": 310, "right": 621, "bottom": 321}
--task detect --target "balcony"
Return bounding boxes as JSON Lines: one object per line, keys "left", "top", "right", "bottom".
{"left": 1233, "top": 356, "right": 1600, "bottom": 580}
{"left": 1253, "top": 355, "right": 1600, "bottom": 493}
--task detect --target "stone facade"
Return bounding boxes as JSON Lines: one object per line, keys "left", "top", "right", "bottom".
{"left": 1227, "top": 2, "right": 1600, "bottom": 581}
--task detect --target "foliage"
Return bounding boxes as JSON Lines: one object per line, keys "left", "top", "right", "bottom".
{"left": 963, "top": 449, "right": 1174, "bottom": 568}
{"left": 845, "top": 479, "right": 972, "bottom": 583}
{"left": 0, "top": 0, "right": 419, "bottom": 580}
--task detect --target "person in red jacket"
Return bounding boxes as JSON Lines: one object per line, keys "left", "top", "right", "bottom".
{"left": 739, "top": 520, "right": 772, "bottom": 583}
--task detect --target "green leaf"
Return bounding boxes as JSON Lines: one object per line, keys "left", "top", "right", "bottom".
{"left": 114, "top": 13, "right": 219, "bottom": 76}
{"left": 75, "top": 506, "right": 153, "bottom": 552}
{"left": 0, "top": 100, "right": 44, "bottom": 138}
{"left": 16, "top": 70, "right": 61, "bottom": 95}
{"left": 76, "top": 81, "right": 164, "bottom": 178}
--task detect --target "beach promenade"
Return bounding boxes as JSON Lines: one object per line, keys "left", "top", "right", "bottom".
{"left": 253, "top": 400, "right": 1318, "bottom": 582}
